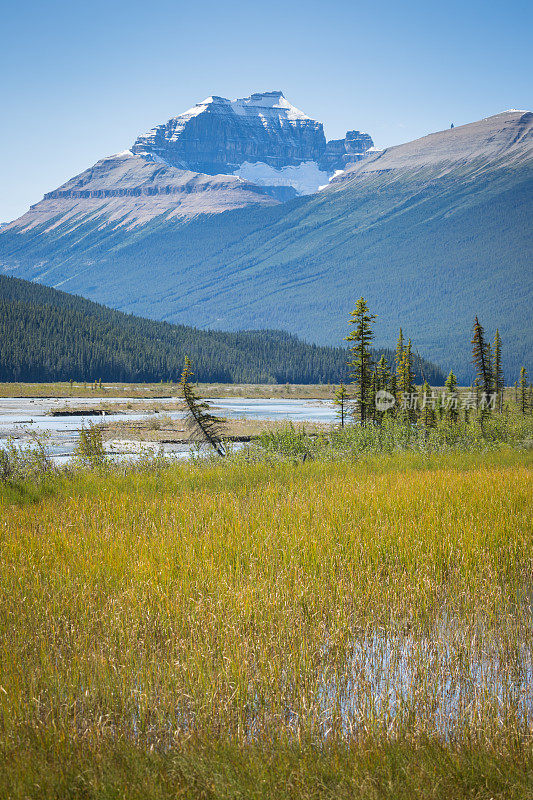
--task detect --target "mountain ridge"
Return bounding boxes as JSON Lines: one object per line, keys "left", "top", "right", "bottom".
{"left": 3, "top": 152, "right": 279, "bottom": 234}
{"left": 332, "top": 110, "right": 533, "bottom": 183}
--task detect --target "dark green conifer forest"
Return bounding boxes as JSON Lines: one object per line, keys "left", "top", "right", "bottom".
{"left": 0, "top": 276, "right": 445, "bottom": 385}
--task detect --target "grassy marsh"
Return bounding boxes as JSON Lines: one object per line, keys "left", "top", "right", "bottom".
{"left": 0, "top": 446, "right": 532, "bottom": 797}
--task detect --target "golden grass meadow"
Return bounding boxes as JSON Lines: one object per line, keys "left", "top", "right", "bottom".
{"left": 0, "top": 445, "right": 532, "bottom": 798}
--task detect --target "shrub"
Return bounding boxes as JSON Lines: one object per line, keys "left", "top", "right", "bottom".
{"left": 0, "top": 433, "right": 54, "bottom": 483}
{"left": 72, "top": 423, "right": 107, "bottom": 468}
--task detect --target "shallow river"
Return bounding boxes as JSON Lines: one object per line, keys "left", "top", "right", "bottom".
{"left": 0, "top": 396, "right": 336, "bottom": 462}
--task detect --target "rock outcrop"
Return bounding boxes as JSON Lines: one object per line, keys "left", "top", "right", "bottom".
{"left": 3, "top": 151, "right": 279, "bottom": 233}
{"left": 318, "top": 130, "right": 375, "bottom": 171}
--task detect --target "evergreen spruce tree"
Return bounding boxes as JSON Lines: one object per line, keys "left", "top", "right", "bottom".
{"left": 493, "top": 329, "right": 504, "bottom": 412}
{"left": 375, "top": 355, "right": 391, "bottom": 390}
{"left": 334, "top": 384, "right": 349, "bottom": 428}
{"left": 374, "top": 355, "right": 392, "bottom": 422}
{"left": 471, "top": 316, "right": 493, "bottom": 416}
{"left": 388, "top": 373, "right": 398, "bottom": 414}
{"left": 398, "top": 338, "right": 417, "bottom": 422}
{"left": 345, "top": 298, "right": 376, "bottom": 424}
{"left": 181, "top": 357, "right": 226, "bottom": 456}
{"left": 444, "top": 369, "right": 458, "bottom": 422}
{"left": 519, "top": 367, "right": 528, "bottom": 414}
{"left": 486, "top": 341, "right": 493, "bottom": 386}
{"left": 419, "top": 380, "right": 436, "bottom": 428}
{"left": 395, "top": 329, "right": 405, "bottom": 403}
{"left": 369, "top": 371, "right": 378, "bottom": 423}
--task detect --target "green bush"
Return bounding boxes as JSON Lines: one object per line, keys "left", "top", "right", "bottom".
{"left": 0, "top": 433, "right": 54, "bottom": 484}
{"left": 72, "top": 424, "right": 107, "bottom": 468}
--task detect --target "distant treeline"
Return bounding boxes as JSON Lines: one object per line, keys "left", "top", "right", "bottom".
{"left": 0, "top": 276, "right": 445, "bottom": 385}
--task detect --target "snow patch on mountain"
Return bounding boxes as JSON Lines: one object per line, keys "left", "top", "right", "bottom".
{"left": 166, "top": 91, "right": 310, "bottom": 127}
{"left": 234, "top": 160, "right": 331, "bottom": 195}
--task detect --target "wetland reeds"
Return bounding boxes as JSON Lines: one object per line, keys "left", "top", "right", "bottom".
{"left": 0, "top": 451, "right": 531, "bottom": 796}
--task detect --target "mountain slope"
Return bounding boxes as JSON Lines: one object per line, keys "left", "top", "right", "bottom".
{"left": 0, "top": 275, "right": 445, "bottom": 384}
{"left": 1, "top": 111, "right": 531, "bottom": 383}
{"left": 0, "top": 151, "right": 280, "bottom": 235}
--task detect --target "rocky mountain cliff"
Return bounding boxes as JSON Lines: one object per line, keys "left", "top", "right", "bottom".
{"left": 130, "top": 91, "right": 375, "bottom": 196}
{"left": 318, "top": 130, "right": 375, "bottom": 171}
{"left": 132, "top": 91, "right": 326, "bottom": 172}
{"left": 132, "top": 91, "right": 373, "bottom": 179}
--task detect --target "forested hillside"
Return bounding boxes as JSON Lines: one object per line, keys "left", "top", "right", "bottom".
{"left": 0, "top": 276, "right": 445, "bottom": 384}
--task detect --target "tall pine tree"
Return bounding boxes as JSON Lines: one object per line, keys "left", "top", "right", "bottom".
{"left": 493, "top": 329, "right": 504, "bottom": 412}
{"left": 471, "top": 316, "right": 493, "bottom": 416}
{"left": 345, "top": 298, "right": 376, "bottom": 424}
{"left": 374, "top": 355, "right": 392, "bottom": 423}
{"left": 181, "top": 357, "right": 226, "bottom": 456}
{"left": 334, "top": 383, "right": 349, "bottom": 427}
{"left": 395, "top": 328, "right": 405, "bottom": 404}
{"left": 444, "top": 369, "right": 458, "bottom": 423}
{"left": 419, "top": 380, "right": 436, "bottom": 428}
{"left": 375, "top": 354, "right": 391, "bottom": 389}
{"left": 398, "top": 338, "right": 417, "bottom": 422}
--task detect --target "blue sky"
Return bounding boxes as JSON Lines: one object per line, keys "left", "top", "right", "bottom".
{"left": 1, "top": 0, "right": 531, "bottom": 221}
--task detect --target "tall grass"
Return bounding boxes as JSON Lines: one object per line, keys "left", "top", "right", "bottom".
{"left": 0, "top": 451, "right": 532, "bottom": 797}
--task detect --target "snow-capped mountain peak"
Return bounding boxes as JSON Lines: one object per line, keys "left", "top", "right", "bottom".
{"left": 1, "top": 91, "right": 376, "bottom": 235}
{"left": 130, "top": 90, "right": 373, "bottom": 194}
